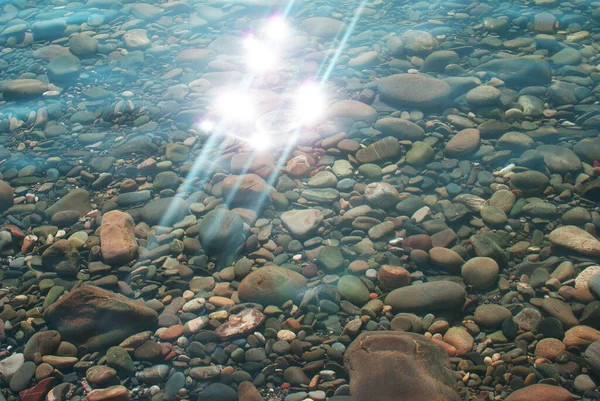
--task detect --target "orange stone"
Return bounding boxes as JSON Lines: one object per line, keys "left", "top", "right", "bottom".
{"left": 159, "top": 325, "right": 184, "bottom": 341}
{"left": 505, "top": 384, "right": 573, "bottom": 401}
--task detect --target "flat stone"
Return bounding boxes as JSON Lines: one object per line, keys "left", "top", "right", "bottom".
{"left": 446, "top": 129, "right": 480, "bottom": 157}
{"left": 214, "top": 309, "right": 265, "bottom": 340}
{"left": 327, "top": 100, "right": 378, "bottom": 123}
{"left": 198, "top": 209, "right": 246, "bottom": 255}
{"left": 374, "top": 117, "right": 425, "bottom": 141}
{"left": 385, "top": 281, "right": 466, "bottom": 312}
{"left": 356, "top": 136, "right": 401, "bottom": 164}
{"left": 47, "top": 55, "right": 81, "bottom": 83}
{"left": 281, "top": 209, "right": 323, "bottom": 240}
{"left": 505, "top": 384, "right": 573, "bottom": 401}
{"left": 0, "top": 79, "right": 49, "bottom": 99}
{"left": 344, "top": 332, "right": 460, "bottom": 401}
{"left": 337, "top": 276, "right": 370, "bottom": 306}
{"left": 302, "top": 17, "right": 348, "bottom": 39}
{"left": 461, "top": 257, "right": 499, "bottom": 290}
{"left": 378, "top": 74, "right": 451, "bottom": 108}
{"left": 364, "top": 182, "right": 399, "bottom": 209}
{"left": 474, "top": 304, "right": 511, "bottom": 328}
{"left": 87, "top": 385, "right": 130, "bottom": 401}
{"left": 238, "top": 265, "right": 307, "bottom": 306}
{"left": 141, "top": 197, "right": 188, "bottom": 226}
{"left": 44, "top": 286, "right": 158, "bottom": 351}
{"left": 400, "top": 30, "right": 439, "bottom": 55}
{"left": 548, "top": 226, "right": 600, "bottom": 257}
{"left": 475, "top": 58, "right": 551, "bottom": 88}
{"left": 44, "top": 188, "right": 91, "bottom": 218}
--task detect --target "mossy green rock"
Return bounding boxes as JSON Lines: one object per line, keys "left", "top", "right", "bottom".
{"left": 106, "top": 346, "right": 136, "bottom": 376}
{"left": 317, "top": 246, "right": 344, "bottom": 271}
{"left": 385, "top": 281, "right": 466, "bottom": 312}
{"left": 406, "top": 141, "right": 434, "bottom": 166}
{"left": 238, "top": 265, "right": 307, "bottom": 306}
{"left": 337, "top": 276, "right": 370, "bottom": 307}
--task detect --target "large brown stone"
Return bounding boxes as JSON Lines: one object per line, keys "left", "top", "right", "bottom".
{"left": 326, "top": 100, "right": 378, "bottom": 123}
{"left": 238, "top": 265, "right": 307, "bottom": 306}
{"left": 378, "top": 74, "right": 451, "bottom": 108}
{"left": 302, "top": 17, "right": 348, "bottom": 39}
{"left": 356, "top": 136, "right": 401, "bottom": 164}
{"left": 23, "top": 331, "right": 61, "bottom": 363}
{"left": 87, "top": 385, "right": 130, "bottom": 401}
{"left": 230, "top": 152, "right": 275, "bottom": 178}
{"left": 237, "top": 381, "right": 263, "bottom": 401}
{"left": 0, "top": 180, "right": 14, "bottom": 213}
{"left": 504, "top": 384, "right": 573, "bottom": 401}
{"left": 429, "top": 247, "right": 464, "bottom": 274}
{"left": 548, "top": 226, "right": 600, "bottom": 257}
{"left": 222, "top": 174, "right": 270, "bottom": 207}
{"left": 377, "top": 265, "right": 411, "bottom": 291}
{"left": 445, "top": 129, "right": 480, "bottom": 157}
{"left": 44, "top": 286, "right": 158, "bottom": 352}
{"left": 385, "top": 281, "right": 466, "bottom": 312}
{"left": 198, "top": 208, "right": 245, "bottom": 255}
{"left": 280, "top": 209, "right": 323, "bottom": 240}
{"left": 100, "top": 211, "right": 138, "bottom": 266}
{"left": 0, "top": 79, "right": 49, "bottom": 99}
{"left": 44, "top": 188, "right": 92, "bottom": 218}
{"left": 344, "top": 331, "right": 460, "bottom": 401}
{"left": 41, "top": 239, "right": 80, "bottom": 277}
{"left": 174, "top": 49, "right": 216, "bottom": 68}
{"left": 563, "top": 325, "right": 600, "bottom": 348}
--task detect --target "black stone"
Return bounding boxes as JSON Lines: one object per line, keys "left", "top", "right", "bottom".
{"left": 536, "top": 317, "right": 565, "bottom": 339}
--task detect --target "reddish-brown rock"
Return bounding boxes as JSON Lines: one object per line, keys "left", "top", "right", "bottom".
{"left": 230, "top": 152, "right": 275, "bottom": 179}
{"left": 238, "top": 381, "right": 264, "bottom": 401}
{"left": 377, "top": 265, "right": 411, "bottom": 291}
{"left": 19, "top": 378, "right": 55, "bottom": 401}
{"left": 286, "top": 155, "right": 312, "bottom": 177}
{"left": 443, "top": 327, "right": 474, "bottom": 356}
{"left": 238, "top": 265, "right": 307, "bottom": 306}
{"left": 445, "top": 128, "right": 480, "bottom": 157}
{"left": 0, "top": 179, "right": 14, "bottom": 213}
{"left": 402, "top": 234, "right": 432, "bottom": 251}
{"left": 159, "top": 325, "right": 184, "bottom": 341}
{"left": 221, "top": 174, "right": 269, "bottom": 206}
{"left": 344, "top": 331, "right": 460, "bottom": 401}
{"left": 535, "top": 338, "right": 566, "bottom": 361}
{"left": 429, "top": 247, "right": 464, "bottom": 274}
{"left": 44, "top": 286, "right": 158, "bottom": 352}
{"left": 214, "top": 309, "right": 265, "bottom": 340}
{"left": 100, "top": 210, "right": 137, "bottom": 266}
{"left": 87, "top": 385, "right": 130, "bottom": 401}
{"left": 505, "top": 384, "right": 573, "bottom": 401}
{"left": 563, "top": 325, "right": 600, "bottom": 348}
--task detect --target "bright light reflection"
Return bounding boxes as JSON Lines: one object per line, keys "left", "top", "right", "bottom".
{"left": 215, "top": 91, "right": 255, "bottom": 122}
{"left": 198, "top": 119, "right": 214, "bottom": 133}
{"left": 244, "top": 35, "right": 279, "bottom": 72}
{"left": 249, "top": 132, "right": 272, "bottom": 151}
{"left": 262, "top": 15, "right": 289, "bottom": 42}
{"left": 294, "top": 82, "right": 327, "bottom": 124}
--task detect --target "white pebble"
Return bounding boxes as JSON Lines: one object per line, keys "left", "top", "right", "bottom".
{"left": 253, "top": 331, "right": 266, "bottom": 344}
{"left": 277, "top": 330, "right": 296, "bottom": 341}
